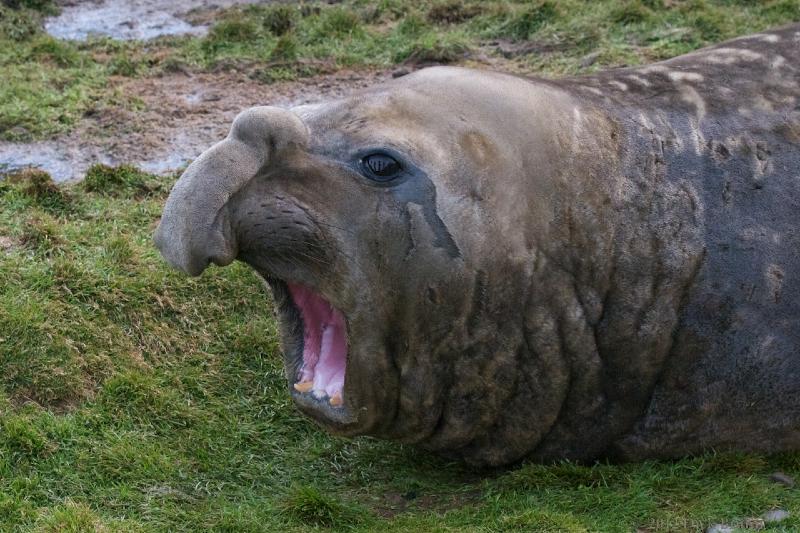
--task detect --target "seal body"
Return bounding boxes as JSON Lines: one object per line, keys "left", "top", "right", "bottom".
{"left": 572, "top": 28, "right": 800, "bottom": 461}
{"left": 154, "top": 24, "right": 800, "bottom": 466}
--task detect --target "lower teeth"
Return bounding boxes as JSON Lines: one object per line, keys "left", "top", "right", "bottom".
{"left": 293, "top": 381, "right": 344, "bottom": 407}
{"left": 293, "top": 381, "right": 313, "bottom": 393}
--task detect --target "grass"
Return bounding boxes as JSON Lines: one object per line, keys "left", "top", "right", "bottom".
{"left": 1, "top": 0, "right": 800, "bottom": 531}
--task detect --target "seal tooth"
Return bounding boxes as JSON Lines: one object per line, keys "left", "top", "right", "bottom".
{"left": 329, "top": 393, "right": 343, "bottom": 407}
{"left": 293, "top": 381, "right": 313, "bottom": 393}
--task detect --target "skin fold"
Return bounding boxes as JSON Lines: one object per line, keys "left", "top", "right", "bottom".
{"left": 154, "top": 24, "right": 800, "bottom": 467}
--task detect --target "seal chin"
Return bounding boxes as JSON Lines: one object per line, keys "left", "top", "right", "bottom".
{"left": 265, "top": 277, "right": 357, "bottom": 428}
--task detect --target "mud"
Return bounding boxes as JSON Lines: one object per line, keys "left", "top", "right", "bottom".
{"left": 0, "top": 69, "right": 390, "bottom": 183}
{"left": 45, "top": 0, "right": 266, "bottom": 41}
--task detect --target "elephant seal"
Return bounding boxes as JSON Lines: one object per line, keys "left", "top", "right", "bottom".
{"left": 154, "top": 24, "right": 800, "bottom": 467}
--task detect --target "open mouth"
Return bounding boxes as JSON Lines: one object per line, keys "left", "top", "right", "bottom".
{"left": 265, "top": 276, "right": 360, "bottom": 428}
{"left": 262, "top": 272, "right": 387, "bottom": 435}
{"left": 265, "top": 276, "right": 354, "bottom": 420}
{"left": 287, "top": 282, "right": 348, "bottom": 407}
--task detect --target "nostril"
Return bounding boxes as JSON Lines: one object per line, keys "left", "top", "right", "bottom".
{"left": 205, "top": 240, "right": 237, "bottom": 268}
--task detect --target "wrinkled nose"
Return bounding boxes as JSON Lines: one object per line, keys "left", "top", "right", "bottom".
{"left": 153, "top": 106, "right": 308, "bottom": 276}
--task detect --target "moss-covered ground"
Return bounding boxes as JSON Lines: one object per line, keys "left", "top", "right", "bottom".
{"left": 1, "top": 0, "right": 800, "bottom": 531}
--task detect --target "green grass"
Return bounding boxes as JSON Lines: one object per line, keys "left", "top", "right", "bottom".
{"left": 2, "top": 0, "right": 800, "bottom": 140}
{"left": 2, "top": 0, "right": 800, "bottom": 531}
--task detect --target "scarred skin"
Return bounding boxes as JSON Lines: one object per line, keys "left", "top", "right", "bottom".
{"left": 154, "top": 24, "right": 800, "bottom": 467}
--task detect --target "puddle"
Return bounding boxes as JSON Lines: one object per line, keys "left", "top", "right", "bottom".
{"left": 45, "top": 0, "right": 264, "bottom": 41}
{"left": 0, "top": 137, "right": 174, "bottom": 183}
{"left": 0, "top": 142, "right": 80, "bottom": 182}
{"left": 0, "top": 70, "right": 389, "bottom": 183}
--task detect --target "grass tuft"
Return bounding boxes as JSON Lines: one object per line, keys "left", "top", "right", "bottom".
{"left": 18, "top": 215, "right": 62, "bottom": 252}
{"left": 1, "top": 0, "right": 57, "bottom": 14}
{"left": 82, "top": 164, "right": 156, "bottom": 197}
{"left": 764, "top": 0, "right": 800, "bottom": 20}
{"left": 495, "top": 1, "right": 560, "bottom": 40}
{"left": 270, "top": 34, "right": 298, "bottom": 61}
{"left": 316, "top": 6, "right": 363, "bottom": 37}
{"left": 394, "top": 32, "right": 470, "bottom": 64}
{"left": 35, "top": 500, "right": 104, "bottom": 533}
{"left": 499, "top": 508, "right": 590, "bottom": 531}
{"left": 107, "top": 54, "right": 143, "bottom": 76}
{"left": 396, "top": 12, "right": 431, "bottom": 37}
{"left": 260, "top": 4, "right": 297, "bottom": 36}
{"left": 427, "top": 0, "right": 481, "bottom": 24}
{"left": 502, "top": 460, "right": 622, "bottom": 491}
{"left": 0, "top": 4, "right": 42, "bottom": 41}
{"left": 29, "top": 36, "right": 81, "bottom": 68}
{"left": 610, "top": 0, "right": 653, "bottom": 24}
{"left": 5, "top": 168, "right": 71, "bottom": 213}
{"left": 207, "top": 14, "right": 259, "bottom": 44}
{"left": 96, "top": 371, "right": 195, "bottom": 428}
{"left": 701, "top": 452, "right": 770, "bottom": 475}
{"left": 280, "top": 484, "right": 367, "bottom": 527}
{"left": 0, "top": 416, "right": 50, "bottom": 459}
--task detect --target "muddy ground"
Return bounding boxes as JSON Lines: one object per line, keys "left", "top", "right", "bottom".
{"left": 0, "top": 68, "right": 390, "bottom": 182}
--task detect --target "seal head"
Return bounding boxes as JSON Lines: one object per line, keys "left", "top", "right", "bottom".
{"left": 154, "top": 67, "right": 600, "bottom": 462}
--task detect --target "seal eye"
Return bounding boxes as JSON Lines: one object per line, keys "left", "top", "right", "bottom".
{"left": 361, "top": 153, "right": 402, "bottom": 182}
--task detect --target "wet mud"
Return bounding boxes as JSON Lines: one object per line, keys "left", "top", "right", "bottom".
{"left": 0, "top": 70, "right": 389, "bottom": 182}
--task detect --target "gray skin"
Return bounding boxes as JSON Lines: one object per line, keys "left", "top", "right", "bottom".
{"left": 154, "top": 24, "right": 800, "bottom": 467}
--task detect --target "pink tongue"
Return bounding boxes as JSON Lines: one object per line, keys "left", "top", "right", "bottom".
{"left": 287, "top": 283, "right": 347, "bottom": 400}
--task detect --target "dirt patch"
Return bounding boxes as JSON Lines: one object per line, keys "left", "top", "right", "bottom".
{"left": 372, "top": 489, "right": 482, "bottom": 519}
{"left": 0, "top": 68, "right": 391, "bottom": 183}
{"left": 0, "top": 235, "right": 17, "bottom": 252}
{"left": 487, "top": 38, "right": 570, "bottom": 59}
